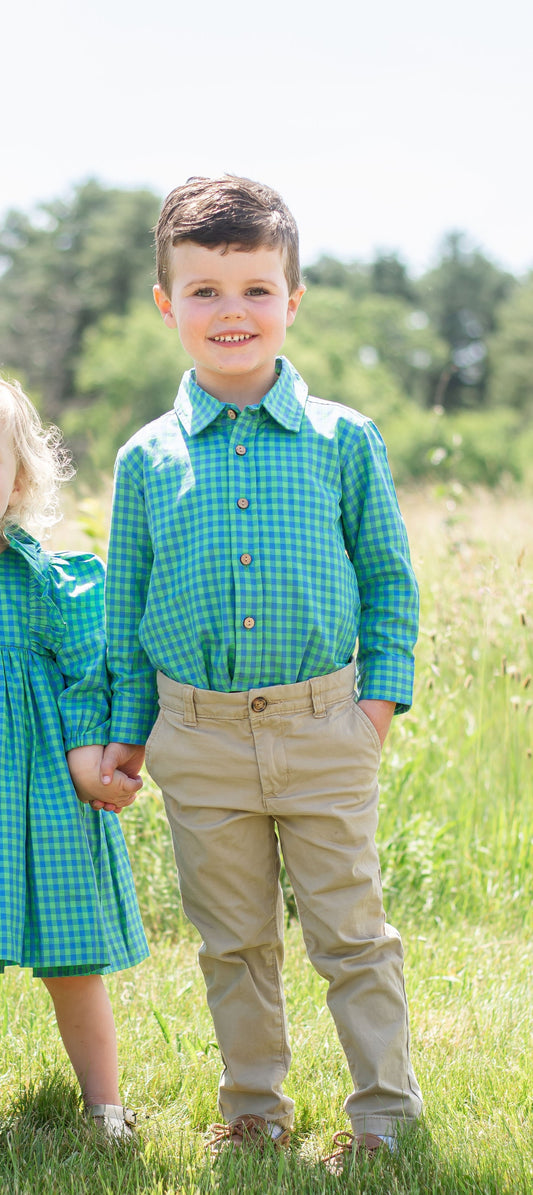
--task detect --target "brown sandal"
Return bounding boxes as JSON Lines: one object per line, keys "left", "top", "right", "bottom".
{"left": 323, "top": 1130, "right": 388, "bottom": 1173}
{"left": 208, "top": 1113, "right": 290, "bottom": 1156}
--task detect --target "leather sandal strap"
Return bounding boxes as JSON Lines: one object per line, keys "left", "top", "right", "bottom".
{"left": 86, "top": 1104, "right": 136, "bottom": 1126}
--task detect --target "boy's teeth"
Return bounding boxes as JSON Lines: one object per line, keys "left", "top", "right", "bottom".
{"left": 213, "top": 334, "right": 252, "bottom": 342}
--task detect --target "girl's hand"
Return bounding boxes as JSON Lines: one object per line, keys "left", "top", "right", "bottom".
{"left": 67, "top": 744, "right": 142, "bottom": 813}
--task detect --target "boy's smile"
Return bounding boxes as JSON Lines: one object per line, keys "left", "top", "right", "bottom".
{"left": 153, "top": 243, "right": 305, "bottom": 407}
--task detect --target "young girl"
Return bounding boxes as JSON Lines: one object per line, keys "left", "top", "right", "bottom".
{"left": 0, "top": 379, "right": 149, "bottom": 1138}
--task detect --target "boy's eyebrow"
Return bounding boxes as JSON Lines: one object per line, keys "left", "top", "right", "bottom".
{"left": 182, "top": 276, "right": 281, "bottom": 288}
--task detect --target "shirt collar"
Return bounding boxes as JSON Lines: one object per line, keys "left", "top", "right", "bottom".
{"left": 3, "top": 527, "right": 48, "bottom": 576}
{"left": 173, "top": 356, "right": 308, "bottom": 436}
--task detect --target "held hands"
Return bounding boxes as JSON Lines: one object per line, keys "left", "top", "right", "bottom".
{"left": 356, "top": 699, "right": 395, "bottom": 747}
{"left": 67, "top": 744, "right": 143, "bottom": 813}
{"left": 98, "top": 742, "right": 146, "bottom": 810}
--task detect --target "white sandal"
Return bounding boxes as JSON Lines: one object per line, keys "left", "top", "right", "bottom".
{"left": 85, "top": 1103, "right": 136, "bottom": 1140}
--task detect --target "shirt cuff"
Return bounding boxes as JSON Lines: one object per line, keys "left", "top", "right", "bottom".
{"left": 110, "top": 697, "right": 159, "bottom": 745}
{"left": 356, "top": 655, "right": 415, "bottom": 715}
{"left": 64, "top": 722, "right": 111, "bottom": 751}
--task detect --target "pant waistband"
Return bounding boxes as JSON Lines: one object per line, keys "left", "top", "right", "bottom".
{"left": 156, "top": 660, "right": 356, "bottom": 724}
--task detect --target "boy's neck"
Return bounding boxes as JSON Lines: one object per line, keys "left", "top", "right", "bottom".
{"left": 194, "top": 362, "right": 279, "bottom": 410}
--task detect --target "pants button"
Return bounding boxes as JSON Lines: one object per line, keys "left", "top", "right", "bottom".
{"left": 251, "top": 696, "right": 267, "bottom": 712}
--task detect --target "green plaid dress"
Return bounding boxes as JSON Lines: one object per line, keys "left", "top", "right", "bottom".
{"left": 0, "top": 530, "right": 148, "bottom": 977}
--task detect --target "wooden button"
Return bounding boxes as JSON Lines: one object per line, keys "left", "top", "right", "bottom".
{"left": 237, "top": 498, "right": 249, "bottom": 509}
{"left": 243, "top": 616, "right": 255, "bottom": 629}
{"left": 235, "top": 444, "right": 247, "bottom": 455}
{"left": 227, "top": 409, "right": 237, "bottom": 420}
{"left": 240, "top": 553, "right": 252, "bottom": 566}
{"left": 251, "top": 696, "right": 267, "bottom": 712}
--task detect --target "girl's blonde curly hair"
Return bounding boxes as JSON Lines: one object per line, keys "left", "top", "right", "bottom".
{"left": 0, "top": 378, "right": 74, "bottom": 539}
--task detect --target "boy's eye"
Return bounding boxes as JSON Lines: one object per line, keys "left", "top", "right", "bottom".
{"left": 246, "top": 287, "right": 268, "bottom": 296}
{"left": 194, "top": 287, "right": 216, "bottom": 298}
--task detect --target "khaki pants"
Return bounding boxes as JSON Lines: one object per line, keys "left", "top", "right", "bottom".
{"left": 145, "top": 661, "right": 422, "bottom": 1136}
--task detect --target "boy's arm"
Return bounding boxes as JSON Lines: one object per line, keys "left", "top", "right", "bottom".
{"left": 341, "top": 420, "right": 419, "bottom": 716}
{"left": 105, "top": 451, "right": 159, "bottom": 746}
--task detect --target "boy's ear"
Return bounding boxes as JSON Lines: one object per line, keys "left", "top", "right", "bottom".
{"left": 286, "top": 284, "right": 306, "bottom": 328}
{"left": 153, "top": 284, "right": 177, "bottom": 329}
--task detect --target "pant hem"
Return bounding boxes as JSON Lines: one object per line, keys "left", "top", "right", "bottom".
{"left": 349, "top": 1114, "right": 419, "bottom": 1138}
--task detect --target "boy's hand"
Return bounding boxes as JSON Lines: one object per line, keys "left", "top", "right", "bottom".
{"left": 357, "top": 699, "right": 395, "bottom": 747}
{"left": 67, "top": 744, "right": 142, "bottom": 813}
{"left": 100, "top": 742, "right": 146, "bottom": 790}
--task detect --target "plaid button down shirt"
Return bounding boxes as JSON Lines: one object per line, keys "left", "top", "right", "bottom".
{"left": 106, "top": 357, "right": 418, "bottom": 744}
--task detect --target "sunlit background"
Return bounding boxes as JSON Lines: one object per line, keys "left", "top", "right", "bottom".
{"left": 3, "top": 0, "right": 532, "bottom": 275}
{"left": 1, "top": 0, "right": 532, "bottom": 492}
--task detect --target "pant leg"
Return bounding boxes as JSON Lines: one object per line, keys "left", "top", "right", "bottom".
{"left": 146, "top": 666, "right": 422, "bottom": 1136}
{"left": 145, "top": 684, "right": 294, "bottom": 1127}
{"left": 255, "top": 681, "right": 422, "bottom": 1138}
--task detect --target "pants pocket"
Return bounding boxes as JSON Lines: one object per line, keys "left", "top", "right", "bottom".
{"left": 352, "top": 700, "right": 382, "bottom": 759}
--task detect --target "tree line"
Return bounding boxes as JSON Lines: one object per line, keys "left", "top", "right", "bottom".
{"left": 0, "top": 180, "right": 531, "bottom": 487}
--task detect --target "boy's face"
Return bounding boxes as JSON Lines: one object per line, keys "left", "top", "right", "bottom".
{"left": 153, "top": 243, "right": 305, "bottom": 404}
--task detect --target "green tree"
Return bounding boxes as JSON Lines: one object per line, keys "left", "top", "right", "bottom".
{"left": 303, "top": 255, "right": 370, "bottom": 299}
{"left": 287, "top": 285, "right": 447, "bottom": 410}
{"left": 65, "top": 301, "right": 190, "bottom": 472}
{"left": 419, "top": 231, "right": 515, "bottom": 408}
{"left": 486, "top": 273, "right": 533, "bottom": 416}
{"left": 0, "top": 180, "right": 160, "bottom": 416}
{"left": 370, "top": 251, "right": 417, "bottom": 302}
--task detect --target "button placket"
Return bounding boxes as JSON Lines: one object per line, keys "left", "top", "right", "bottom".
{"left": 228, "top": 410, "right": 261, "bottom": 686}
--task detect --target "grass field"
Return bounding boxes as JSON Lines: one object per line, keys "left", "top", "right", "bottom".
{"left": 1, "top": 486, "right": 532, "bottom": 1193}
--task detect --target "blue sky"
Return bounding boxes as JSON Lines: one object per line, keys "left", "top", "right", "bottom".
{"left": 3, "top": 0, "right": 532, "bottom": 276}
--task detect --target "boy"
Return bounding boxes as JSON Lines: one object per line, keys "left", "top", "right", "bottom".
{"left": 99, "top": 175, "right": 423, "bottom": 1165}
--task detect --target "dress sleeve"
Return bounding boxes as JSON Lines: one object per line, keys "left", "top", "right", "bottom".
{"left": 47, "top": 553, "right": 111, "bottom": 749}
{"left": 340, "top": 419, "right": 419, "bottom": 713}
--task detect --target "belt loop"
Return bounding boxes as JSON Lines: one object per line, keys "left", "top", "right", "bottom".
{"left": 310, "top": 677, "right": 326, "bottom": 718}
{"left": 182, "top": 685, "right": 197, "bottom": 726}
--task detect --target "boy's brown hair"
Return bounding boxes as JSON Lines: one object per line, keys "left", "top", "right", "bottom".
{"left": 155, "top": 175, "right": 301, "bottom": 297}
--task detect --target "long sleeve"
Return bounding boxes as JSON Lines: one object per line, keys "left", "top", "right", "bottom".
{"left": 105, "top": 451, "right": 159, "bottom": 743}
{"left": 48, "top": 554, "right": 112, "bottom": 749}
{"left": 339, "top": 419, "right": 419, "bottom": 713}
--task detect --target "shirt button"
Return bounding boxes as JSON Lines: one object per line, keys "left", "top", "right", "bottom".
{"left": 251, "top": 696, "right": 267, "bottom": 712}
{"left": 240, "top": 553, "right": 252, "bottom": 566}
{"left": 227, "top": 408, "right": 237, "bottom": 420}
{"left": 235, "top": 444, "right": 247, "bottom": 455}
{"left": 237, "top": 497, "right": 249, "bottom": 509}
{"left": 243, "top": 616, "right": 255, "bottom": 629}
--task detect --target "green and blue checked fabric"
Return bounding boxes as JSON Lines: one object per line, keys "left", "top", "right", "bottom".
{"left": 106, "top": 356, "right": 419, "bottom": 745}
{"left": 0, "top": 535, "right": 148, "bottom": 976}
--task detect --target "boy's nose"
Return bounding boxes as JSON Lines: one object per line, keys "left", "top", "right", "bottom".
{"left": 219, "top": 297, "right": 247, "bottom": 320}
